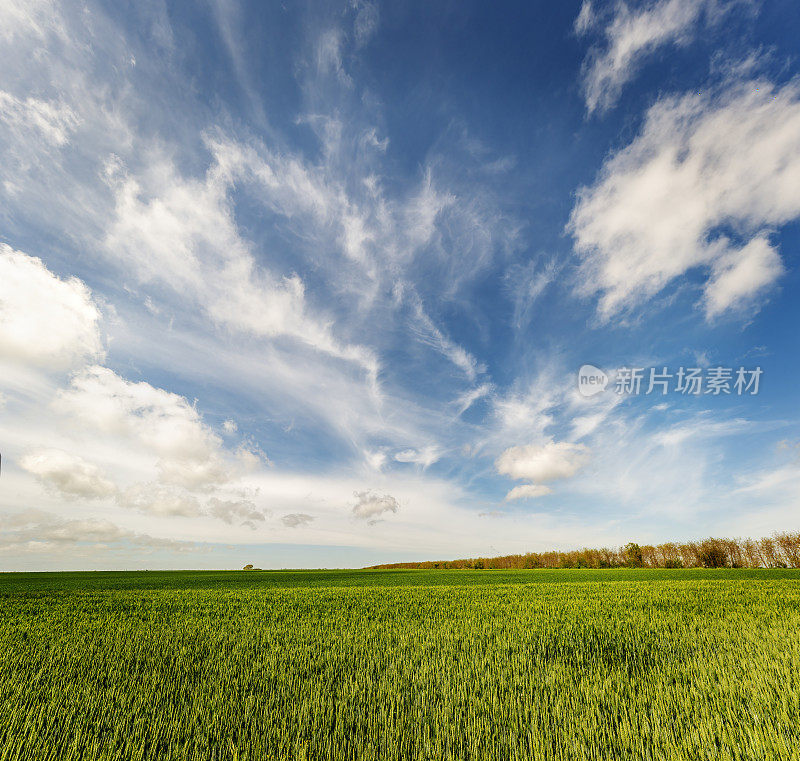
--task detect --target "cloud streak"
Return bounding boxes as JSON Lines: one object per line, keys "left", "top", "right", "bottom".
{"left": 576, "top": 0, "right": 748, "bottom": 114}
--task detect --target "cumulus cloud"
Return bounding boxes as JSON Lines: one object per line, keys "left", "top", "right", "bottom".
{"left": 569, "top": 79, "right": 800, "bottom": 321}
{"left": 55, "top": 365, "right": 230, "bottom": 491}
{"left": 576, "top": 0, "right": 743, "bottom": 114}
{"left": 496, "top": 440, "right": 589, "bottom": 500}
{"left": 207, "top": 497, "right": 266, "bottom": 528}
{"left": 0, "top": 245, "right": 272, "bottom": 529}
{"left": 116, "top": 486, "right": 266, "bottom": 528}
{"left": 703, "top": 235, "right": 783, "bottom": 319}
{"left": 20, "top": 448, "right": 116, "bottom": 500}
{"left": 0, "top": 245, "right": 103, "bottom": 370}
{"left": 497, "top": 440, "right": 589, "bottom": 482}
{"left": 351, "top": 490, "right": 399, "bottom": 521}
{"left": 117, "top": 483, "right": 203, "bottom": 518}
{"left": 281, "top": 513, "right": 315, "bottom": 528}
{"left": 0, "top": 509, "right": 201, "bottom": 555}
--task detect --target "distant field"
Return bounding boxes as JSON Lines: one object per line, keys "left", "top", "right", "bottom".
{"left": 1, "top": 570, "right": 799, "bottom": 760}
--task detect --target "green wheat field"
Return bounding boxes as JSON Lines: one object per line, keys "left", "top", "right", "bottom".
{"left": 1, "top": 569, "right": 799, "bottom": 760}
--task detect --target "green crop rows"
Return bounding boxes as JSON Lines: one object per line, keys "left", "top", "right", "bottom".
{"left": 1, "top": 570, "right": 799, "bottom": 760}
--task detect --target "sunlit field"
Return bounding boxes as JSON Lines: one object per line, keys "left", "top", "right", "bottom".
{"left": 2, "top": 570, "right": 799, "bottom": 760}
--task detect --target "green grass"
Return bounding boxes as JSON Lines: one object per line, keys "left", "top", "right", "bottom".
{"left": 1, "top": 570, "right": 799, "bottom": 760}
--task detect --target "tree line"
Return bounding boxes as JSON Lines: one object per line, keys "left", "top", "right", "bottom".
{"left": 368, "top": 533, "right": 800, "bottom": 570}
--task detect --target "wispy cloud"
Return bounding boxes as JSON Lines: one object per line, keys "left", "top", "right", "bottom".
{"left": 1, "top": 0, "right": 797, "bottom": 566}
{"left": 576, "top": 0, "right": 751, "bottom": 114}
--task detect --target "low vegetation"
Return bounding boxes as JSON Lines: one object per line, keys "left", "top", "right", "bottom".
{"left": 1, "top": 569, "right": 799, "bottom": 759}
{"left": 368, "top": 532, "right": 800, "bottom": 570}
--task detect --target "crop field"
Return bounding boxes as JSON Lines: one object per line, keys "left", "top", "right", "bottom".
{"left": 1, "top": 569, "right": 799, "bottom": 760}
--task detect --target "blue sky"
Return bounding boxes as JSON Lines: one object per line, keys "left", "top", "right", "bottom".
{"left": 1, "top": 0, "right": 799, "bottom": 570}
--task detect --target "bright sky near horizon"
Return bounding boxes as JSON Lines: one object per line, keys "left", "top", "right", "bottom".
{"left": 1, "top": 0, "right": 799, "bottom": 570}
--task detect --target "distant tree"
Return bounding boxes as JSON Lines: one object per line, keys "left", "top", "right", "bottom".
{"left": 640, "top": 545, "right": 658, "bottom": 567}
{"left": 698, "top": 540, "right": 728, "bottom": 568}
{"left": 741, "top": 538, "right": 763, "bottom": 568}
{"left": 242, "top": 564, "right": 254, "bottom": 571}
{"left": 362, "top": 531, "right": 797, "bottom": 571}
{"left": 623, "top": 543, "right": 644, "bottom": 568}
{"left": 759, "top": 537, "right": 781, "bottom": 568}
{"left": 774, "top": 532, "right": 800, "bottom": 568}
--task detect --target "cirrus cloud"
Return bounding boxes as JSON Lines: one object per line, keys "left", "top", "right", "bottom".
{"left": 576, "top": 0, "right": 748, "bottom": 115}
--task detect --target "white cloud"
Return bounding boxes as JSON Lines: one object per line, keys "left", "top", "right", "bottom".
{"left": 0, "top": 509, "right": 201, "bottom": 555}
{"left": 497, "top": 440, "right": 590, "bottom": 483}
{"left": 577, "top": 0, "right": 741, "bottom": 114}
{"left": 115, "top": 484, "right": 268, "bottom": 529}
{"left": 20, "top": 449, "right": 116, "bottom": 500}
{"left": 505, "top": 484, "right": 553, "bottom": 501}
{"left": 103, "top": 145, "right": 379, "bottom": 382}
{"left": 316, "top": 28, "right": 352, "bottom": 86}
{"left": 118, "top": 483, "right": 203, "bottom": 518}
{"left": 207, "top": 497, "right": 266, "bottom": 528}
{"left": 496, "top": 440, "right": 589, "bottom": 500}
{"left": 574, "top": 0, "right": 596, "bottom": 36}
{"left": 570, "top": 79, "right": 800, "bottom": 321}
{"left": 363, "top": 449, "right": 388, "bottom": 471}
{"left": 505, "top": 259, "right": 559, "bottom": 331}
{"left": 703, "top": 235, "right": 783, "bottom": 319}
{"left": 0, "top": 0, "right": 65, "bottom": 42}
{"left": 735, "top": 464, "right": 800, "bottom": 496}
{"left": 490, "top": 372, "right": 560, "bottom": 445}
{"left": 453, "top": 383, "right": 493, "bottom": 415}
{"left": 404, "top": 168, "right": 455, "bottom": 249}
{"left": 353, "top": 2, "right": 379, "bottom": 47}
{"left": 55, "top": 365, "right": 230, "bottom": 491}
{"left": 394, "top": 446, "right": 442, "bottom": 469}
{"left": 0, "top": 91, "right": 79, "bottom": 145}
{"left": 410, "top": 296, "right": 483, "bottom": 381}
{"left": 351, "top": 490, "right": 399, "bottom": 520}
{"left": 281, "top": 512, "right": 315, "bottom": 528}
{"left": 0, "top": 245, "right": 103, "bottom": 370}
{"left": 6, "top": 0, "right": 793, "bottom": 564}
